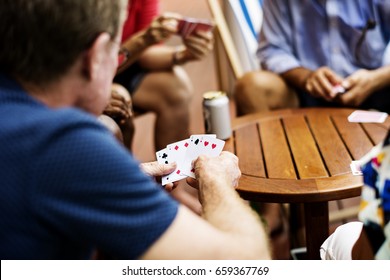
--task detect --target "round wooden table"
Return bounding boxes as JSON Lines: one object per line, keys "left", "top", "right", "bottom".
{"left": 224, "top": 108, "right": 389, "bottom": 259}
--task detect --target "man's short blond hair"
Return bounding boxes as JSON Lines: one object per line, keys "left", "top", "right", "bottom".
{"left": 0, "top": 0, "right": 127, "bottom": 85}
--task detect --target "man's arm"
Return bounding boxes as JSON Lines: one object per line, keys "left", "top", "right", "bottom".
{"left": 258, "top": 0, "right": 300, "bottom": 74}
{"left": 118, "top": 14, "right": 179, "bottom": 73}
{"left": 137, "top": 30, "right": 214, "bottom": 70}
{"left": 140, "top": 152, "right": 271, "bottom": 259}
{"left": 280, "top": 67, "right": 312, "bottom": 91}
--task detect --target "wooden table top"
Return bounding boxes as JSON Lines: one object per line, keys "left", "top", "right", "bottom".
{"left": 225, "top": 108, "right": 390, "bottom": 203}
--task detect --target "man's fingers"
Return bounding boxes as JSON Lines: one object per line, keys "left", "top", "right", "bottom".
{"left": 141, "top": 161, "right": 176, "bottom": 177}
{"left": 159, "top": 162, "right": 177, "bottom": 175}
{"left": 186, "top": 177, "right": 199, "bottom": 189}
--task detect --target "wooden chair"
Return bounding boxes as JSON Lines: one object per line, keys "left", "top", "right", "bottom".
{"left": 207, "top": 0, "right": 244, "bottom": 96}
{"left": 207, "top": 0, "right": 264, "bottom": 93}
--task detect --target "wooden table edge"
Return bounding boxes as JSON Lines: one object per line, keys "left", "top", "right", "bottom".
{"left": 236, "top": 173, "right": 363, "bottom": 203}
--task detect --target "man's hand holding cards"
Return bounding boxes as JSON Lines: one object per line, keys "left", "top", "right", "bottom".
{"left": 156, "top": 134, "right": 225, "bottom": 185}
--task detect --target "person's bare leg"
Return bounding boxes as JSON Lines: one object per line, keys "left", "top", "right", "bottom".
{"left": 132, "top": 66, "right": 193, "bottom": 151}
{"left": 235, "top": 70, "right": 299, "bottom": 116}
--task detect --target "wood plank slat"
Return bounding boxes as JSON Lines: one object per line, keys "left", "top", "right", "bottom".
{"left": 332, "top": 116, "right": 374, "bottom": 160}
{"left": 235, "top": 123, "right": 265, "bottom": 177}
{"left": 223, "top": 134, "right": 235, "bottom": 153}
{"left": 283, "top": 116, "right": 328, "bottom": 179}
{"left": 307, "top": 114, "right": 352, "bottom": 176}
{"left": 260, "top": 119, "right": 296, "bottom": 179}
{"left": 362, "top": 123, "right": 389, "bottom": 145}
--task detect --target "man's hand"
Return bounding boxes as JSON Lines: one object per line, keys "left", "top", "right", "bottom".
{"left": 304, "top": 66, "right": 344, "bottom": 101}
{"left": 187, "top": 151, "right": 241, "bottom": 190}
{"left": 140, "top": 161, "right": 178, "bottom": 192}
{"left": 180, "top": 30, "right": 214, "bottom": 62}
{"left": 335, "top": 69, "right": 377, "bottom": 107}
{"left": 103, "top": 85, "right": 132, "bottom": 122}
{"left": 143, "top": 13, "right": 181, "bottom": 45}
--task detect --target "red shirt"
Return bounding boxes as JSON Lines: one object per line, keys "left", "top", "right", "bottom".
{"left": 121, "top": 0, "right": 160, "bottom": 42}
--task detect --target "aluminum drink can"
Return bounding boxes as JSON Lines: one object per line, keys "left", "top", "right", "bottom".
{"left": 202, "top": 91, "right": 232, "bottom": 140}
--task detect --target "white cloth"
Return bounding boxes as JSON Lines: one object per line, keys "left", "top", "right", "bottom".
{"left": 320, "top": 221, "right": 364, "bottom": 260}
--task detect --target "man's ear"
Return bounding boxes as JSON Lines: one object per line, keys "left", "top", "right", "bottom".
{"left": 82, "top": 33, "right": 111, "bottom": 80}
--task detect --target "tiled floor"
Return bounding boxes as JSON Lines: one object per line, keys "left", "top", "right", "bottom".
{"left": 131, "top": 0, "right": 360, "bottom": 259}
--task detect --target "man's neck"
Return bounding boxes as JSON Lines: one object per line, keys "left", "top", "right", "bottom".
{"left": 22, "top": 78, "right": 77, "bottom": 109}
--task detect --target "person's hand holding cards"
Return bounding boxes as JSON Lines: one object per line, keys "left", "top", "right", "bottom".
{"left": 188, "top": 151, "right": 241, "bottom": 190}
{"left": 140, "top": 161, "right": 179, "bottom": 192}
{"left": 334, "top": 69, "right": 379, "bottom": 108}
{"left": 305, "top": 67, "right": 345, "bottom": 101}
{"left": 173, "top": 17, "right": 214, "bottom": 64}
{"left": 144, "top": 12, "right": 182, "bottom": 44}
{"left": 177, "top": 17, "right": 214, "bottom": 38}
{"left": 156, "top": 134, "right": 226, "bottom": 185}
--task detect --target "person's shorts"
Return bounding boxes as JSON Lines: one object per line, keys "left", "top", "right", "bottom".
{"left": 113, "top": 62, "right": 149, "bottom": 95}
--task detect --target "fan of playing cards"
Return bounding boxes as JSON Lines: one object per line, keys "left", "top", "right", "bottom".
{"left": 156, "top": 134, "right": 225, "bottom": 185}
{"left": 177, "top": 17, "right": 214, "bottom": 38}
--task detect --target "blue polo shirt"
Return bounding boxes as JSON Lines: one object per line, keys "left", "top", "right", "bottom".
{"left": 0, "top": 74, "right": 178, "bottom": 259}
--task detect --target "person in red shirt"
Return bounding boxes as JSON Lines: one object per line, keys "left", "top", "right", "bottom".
{"left": 112, "top": 0, "right": 214, "bottom": 151}
{"left": 101, "top": 0, "right": 213, "bottom": 214}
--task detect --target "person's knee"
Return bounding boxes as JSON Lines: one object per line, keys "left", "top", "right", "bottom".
{"left": 235, "top": 70, "right": 298, "bottom": 114}
{"left": 112, "top": 83, "right": 131, "bottom": 101}
{"left": 98, "top": 115, "right": 123, "bottom": 142}
{"left": 236, "top": 71, "right": 266, "bottom": 95}
{"left": 235, "top": 71, "right": 280, "bottom": 114}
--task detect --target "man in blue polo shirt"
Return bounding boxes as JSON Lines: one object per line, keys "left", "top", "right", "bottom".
{"left": 0, "top": 0, "right": 270, "bottom": 259}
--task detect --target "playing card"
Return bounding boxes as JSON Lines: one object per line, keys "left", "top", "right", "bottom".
{"left": 182, "top": 135, "right": 225, "bottom": 178}
{"left": 177, "top": 17, "right": 214, "bottom": 37}
{"left": 156, "top": 148, "right": 169, "bottom": 165}
{"left": 185, "top": 22, "right": 198, "bottom": 37}
{"left": 194, "top": 21, "right": 214, "bottom": 32}
{"left": 350, "top": 160, "right": 363, "bottom": 176}
{"left": 348, "top": 110, "right": 388, "bottom": 123}
{"left": 161, "top": 139, "right": 190, "bottom": 184}
{"left": 331, "top": 84, "right": 346, "bottom": 96}
{"left": 155, "top": 134, "right": 218, "bottom": 184}
{"left": 178, "top": 20, "right": 188, "bottom": 37}
{"left": 190, "top": 133, "right": 216, "bottom": 140}
{"left": 177, "top": 19, "right": 186, "bottom": 36}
